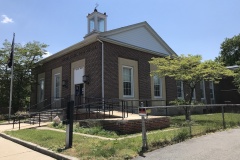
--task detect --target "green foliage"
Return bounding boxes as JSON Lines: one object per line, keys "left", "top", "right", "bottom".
{"left": 173, "top": 129, "right": 189, "bottom": 142}
{"left": 169, "top": 99, "right": 204, "bottom": 105}
{"left": 0, "top": 114, "right": 8, "bottom": 120}
{"left": 52, "top": 122, "right": 66, "bottom": 129}
{"left": 233, "top": 63, "right": 240, "bottom": 93}
{"left": 49, "top": 122, "right": 119, "bottom": 138}
{"left": 169, "top": 99, "right": 189, "bottom": 105}
{"left": 150, "top": 54, "right": 235, "bottom": 104}
{"left": 0, "top": 40, "right": 48, "bottom": 113}
{"left": 216, "top": 34, "right": 240, "bottom": 66}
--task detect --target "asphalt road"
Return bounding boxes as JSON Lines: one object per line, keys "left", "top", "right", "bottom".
{"left": 133, "top": 128, "right": 240, "bottom": 160}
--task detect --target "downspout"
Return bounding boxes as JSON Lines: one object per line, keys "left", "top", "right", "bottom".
{"left": 97, "top": 39, "right": 104, "bottom": 103}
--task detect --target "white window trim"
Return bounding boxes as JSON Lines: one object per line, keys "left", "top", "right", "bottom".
{"left": 54, "top": 73, "right": 60, "bottom": 100}
{"left": 177, "top": 81, "right": 184, "bottom": 99}
{"left": 122, "top": 66, "right": 134, "bottom": 98}
{"left": 153, "top": 76, "right": 162, "bottom": 98}
{"left": 200, "top": 80, "right": 206, "bottom": 100}
{"left": 39, "top": 78, "right": 45, "bottom": 102}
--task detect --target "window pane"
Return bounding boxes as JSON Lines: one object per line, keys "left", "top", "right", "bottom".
{"left": 123, "top": 67, "right": 132, "bottom": 96}
{"left": 90, "top": 18, "right": 94, "bottom": 31}
{"left": 192, "top": 89, "right": 196, "bottom": 99}
{"left": 209, "top": 81, "right": 214, "bottom": 99}
{"left": 177, "top": 81, "right": 183, "bottom": 98}
{"left": 55, "top": 75, "right": 60, "bottom": 98}
{"left": 200, "top": 81, "right": 205, "bottom": 99}
{"left": 154, "top": 76, "right": 161, "bottom": 97}
{"left": 98, "top": 18, "right": 104, "bottom": 32}
{"left": 124, "top": 82, "right": 131, "bottom": 95}
{"left": 40, "top": 79, "right": 44, "bottom": 102}
{"left": 123, "top": 68, "right": 131, "bottom": 82}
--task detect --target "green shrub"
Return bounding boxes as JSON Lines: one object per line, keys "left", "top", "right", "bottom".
{"left": 170, "top": 99, "right": 204, "bottom": 105}
{"left": 173, "top": 129, "right": 189, "bottom": 142}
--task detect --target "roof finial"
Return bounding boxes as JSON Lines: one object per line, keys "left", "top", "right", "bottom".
{"left": 94, "top": 3, "right": 99, "bottom": 12}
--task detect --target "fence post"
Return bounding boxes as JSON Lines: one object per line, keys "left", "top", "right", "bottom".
{"left": 38, "top": 113, "right": 40, "bottom": 127}
{"left": 122, "top": 100, "right": 124, "bottom": 119}
{"left": 65, "top": 101, "right": 74, "bottom": 148}
{"left": 104, "top": 100, "right": 106, "bottom": 119}
{"left": 13, "top": 117, "right": 15, "bottom": 129}
{"left": 141, "top": 115, "right": 148, "bottom": 152}
{"left": 188, "top": 106, "right": 192, "bottom": 137}
{"left": 139, "top": 102, "right": 148, "bottom": 152}
{"left": 221, "top": 105, "right": 226, "bottom": 129}
{"left": 18, "top": 117, "right": 20, "bottom": 130}
{"left": 51, "top": 111, "right": 52, "bottom": 121}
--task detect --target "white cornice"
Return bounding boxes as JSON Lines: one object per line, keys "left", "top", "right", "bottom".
{"left": 39, "top": 34, "right": 99, "bottom": 64}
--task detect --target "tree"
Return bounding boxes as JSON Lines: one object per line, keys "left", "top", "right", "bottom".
{"left": 216, "top": 34, "right": 240, "bottom": 66}
{"left": 0, "top": 40, "right": 48, "bottom": 113}
{"left": 150, "top": 54, "right": 235, "bottom": 120}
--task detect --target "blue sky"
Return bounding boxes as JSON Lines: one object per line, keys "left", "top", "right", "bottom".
{"left": 1, "top": 0, "right": 240, "bottom": 60}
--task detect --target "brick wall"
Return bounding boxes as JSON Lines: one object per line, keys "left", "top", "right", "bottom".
{"left": 32, "top": 40, "right": 217, "bottom": 108}
{"left": 33, "top": 40, "right": 163, "bottom": 105}
{"left": 215, "top": 77, "right": 240, "bottom": 104}
{"left": 32, "top": 42, "right": 102, "bottom": 105}
{"left": 80, "top": 117, "right": 170, "bottom": 134}
{"left": 104, "top": 42, "right": 163, "bottom": 99}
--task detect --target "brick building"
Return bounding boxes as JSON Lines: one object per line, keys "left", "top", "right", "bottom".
{"left": 215, "top": 66, "right": 240, "bottom": 104}
{"left": 31, "top": 9, "right": 217, "bottom": 110}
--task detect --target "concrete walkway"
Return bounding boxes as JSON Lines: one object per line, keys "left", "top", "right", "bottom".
{"left": 0, "top": 136, "right": 55, "bottom": 160}
{"left": 0, "top": 122, "right": 77, "bottom": 160}
{"left": 133, "top": 128, "right": 240, "bottom": 160}
{"left": 0, "top": 122, "right": 55, "bottom": 160}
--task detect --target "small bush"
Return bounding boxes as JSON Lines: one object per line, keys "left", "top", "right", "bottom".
{"left": 0, "top": 114, "right": 8, "bottom": 120}
{"left": 49, "top": 122, "right": 66, "bottom": 129}
{"left": 15, "top": 111, "right": 29, "bottom": 117}
{"left": 173, "top": 129, "right": 189, "bottom": 142}
{"left": 170, "top": 99, "right": 204, "bottom": 105}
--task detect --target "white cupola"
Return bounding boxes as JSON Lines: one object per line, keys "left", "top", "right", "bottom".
{"left": 87, "top": 8, "right": 107, "bottom": 34}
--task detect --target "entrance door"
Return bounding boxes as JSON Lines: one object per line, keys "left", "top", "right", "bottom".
{"left": 75, "top": 84, "right": 84, "bottom": 106}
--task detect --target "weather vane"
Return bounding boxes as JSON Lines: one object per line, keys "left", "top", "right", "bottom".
{"left": 95, "top": 3, "right": 99, "bottom": 10}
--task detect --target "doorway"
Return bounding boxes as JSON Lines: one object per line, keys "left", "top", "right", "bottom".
{"left": 75, "top": 83, "right": 84, "bottom": 106}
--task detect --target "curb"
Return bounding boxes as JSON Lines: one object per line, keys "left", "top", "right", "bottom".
{"left": 0, "top": 132, "right": 78, "bottom": 160}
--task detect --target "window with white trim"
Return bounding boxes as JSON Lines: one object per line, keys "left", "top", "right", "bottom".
{"left": 39, "top": 79, "right": 44, "bottom": 102}
{"left": 54, "top": 74, "right": 60, "bottom": 99}
{"left": 209, "top": 81, "right": 215, "bottom": 103}
{"left": 177, "top": 81, "right": 184, "bottom": 99}
{"left": 200, "top": 80, "right": 206, "bottom": 99}
{"left": 192, "top": 89, "right": 196, "bottom": 100}
{"left": 154, "top": 76, "right": 162, "bottom": 98}
{"left": 123, "top": 66, "right": 133, "bottom": 97}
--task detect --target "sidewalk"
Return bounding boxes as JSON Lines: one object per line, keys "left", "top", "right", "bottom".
{"left": 133, "top": 127, "right": 240, "bottom": 160}
{"left": 0, "top": 122, "right": 55, "bottom": 160}
{"left": 0, "top": 122, "right": 77, "bottom": 160}
{"left": 0, "top": 136, "right": 55, "bottom": 160}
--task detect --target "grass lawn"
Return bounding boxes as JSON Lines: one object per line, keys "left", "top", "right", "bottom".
{"left": 5, "top": 113, "right": 240, "bottom": 160}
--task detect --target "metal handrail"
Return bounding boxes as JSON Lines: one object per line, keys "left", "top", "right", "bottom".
{"left": 29, "top": 99, "right": 47, "bottom": 110}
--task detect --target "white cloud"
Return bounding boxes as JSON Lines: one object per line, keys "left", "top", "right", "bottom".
{"left": 1, "top": 15, "right": 14, "bottom": 24}
{"left": 43, "top": 51, "right": 52, "bottom": 58}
